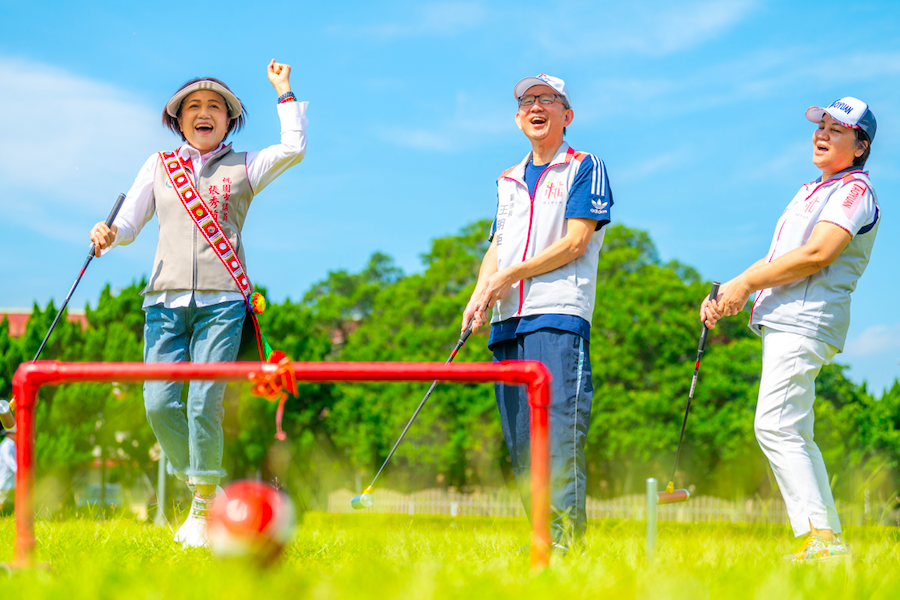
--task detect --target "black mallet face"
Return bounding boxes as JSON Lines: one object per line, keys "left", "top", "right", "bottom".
{"left": 657, "top": 489, "right": 690, "bottom": 505}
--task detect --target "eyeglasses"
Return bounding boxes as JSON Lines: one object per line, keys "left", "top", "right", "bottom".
{"left": 517, "top": 93, "right": 568, "bottom": 109}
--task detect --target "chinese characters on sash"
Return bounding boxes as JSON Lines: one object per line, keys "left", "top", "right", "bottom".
{"left": 207, "top": 177, "right": 233, "bottom": 223}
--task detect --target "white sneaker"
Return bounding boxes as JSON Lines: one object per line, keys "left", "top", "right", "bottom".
{"left": 175, "top": 485, "right": 226, "bottom": 548}
{"left": 783, "top": 535, "right": 852, "bottom": 563}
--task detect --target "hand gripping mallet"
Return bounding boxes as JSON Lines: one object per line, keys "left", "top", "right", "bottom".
{"left": 1, "top": 193, "right": 127, "bottom": 429}
{"left": 350, "top": 320, "right": 475, "bottom": 509}
{"left": 658, "top": 281, "right": 720, "bottom": 505}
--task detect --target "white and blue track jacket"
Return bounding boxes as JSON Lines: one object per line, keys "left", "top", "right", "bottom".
{"left": 491, "top": 143, "right": 610, "bottom": 325}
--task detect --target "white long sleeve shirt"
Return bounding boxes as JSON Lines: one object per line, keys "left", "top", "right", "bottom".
{"left": 110, "top": 100, "right": 308, "bottom": 308}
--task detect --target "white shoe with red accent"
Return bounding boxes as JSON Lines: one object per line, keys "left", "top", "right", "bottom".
{"left": 175, "top": 485, "right": 226, "bottom": 549}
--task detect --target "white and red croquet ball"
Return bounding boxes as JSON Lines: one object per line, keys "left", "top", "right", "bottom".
{"left": 208, "top": 480, "right": 296, "bottom": 566}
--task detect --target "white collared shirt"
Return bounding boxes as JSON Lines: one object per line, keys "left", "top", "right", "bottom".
{"left": 110, "top": 100, "right": 308, "bottom": 308}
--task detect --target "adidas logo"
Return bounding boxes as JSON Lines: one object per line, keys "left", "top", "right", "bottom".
{"left": 591, "top": 199, "right": 608, "bottom": 213}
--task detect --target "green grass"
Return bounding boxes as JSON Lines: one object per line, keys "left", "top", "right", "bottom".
{"left": 0, "top": 513, "right": 898, "bottom": 599}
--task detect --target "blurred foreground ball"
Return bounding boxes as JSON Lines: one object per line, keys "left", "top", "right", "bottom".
{"left": 208, "top": 480, "right": 296, "bottom": 566}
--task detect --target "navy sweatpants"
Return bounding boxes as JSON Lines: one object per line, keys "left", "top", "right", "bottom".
{"left": 492, "top": 329, "right": 593, "bottom": 542}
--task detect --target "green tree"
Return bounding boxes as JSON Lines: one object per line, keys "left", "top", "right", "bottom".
{"left": 4, "top": 219, "right": 897, "bottom": 511}
{"left": 323, "top": 220, "right": 497, "bottom": 491}
{"left": 227, "top": 296, "right": 338, "bottom": 510}
{"left": 588, "top": 225, "right": 762, "bottom": 497}
{"left": 25, "top": 283, "right": 152, "bottom": 501}
{"left": 303, "top": 252, "right": 404, "bottom": 346}
{"left": 0, "top": 317, "right": 27, "bottom": 399}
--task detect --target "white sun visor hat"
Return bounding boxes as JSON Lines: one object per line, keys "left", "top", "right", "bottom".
{"left": 166, "top": 79, "right": 243, "bottom": 119}
{"left": 806, "top": 96, "right": 876, "bottom": 142}
{"left": 513, "top": 73, "right": 571, "bottom": 108}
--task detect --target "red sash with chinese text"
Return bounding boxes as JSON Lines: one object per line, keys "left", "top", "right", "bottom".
{"left": 158, "top": 150, "right": 270, "bottom": 361}
{"left": 159, "top": 150, "right": 251, "bottom": 299}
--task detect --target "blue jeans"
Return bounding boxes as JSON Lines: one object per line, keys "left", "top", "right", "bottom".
{"left": 493, "top": 329, "right": 593, "bottom": 543}
{"left": 143, "top": 300, "right": 245, "bottom": 485}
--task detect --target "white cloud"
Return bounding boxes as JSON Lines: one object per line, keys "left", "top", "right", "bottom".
{"left": 377, "top": 127, "right": 456, "bottom": 152}
{"left": 615, "top": 149, "right": 685, "bottom": 183}
{"left": 806, "top": 51, "right": 900, "bottom": 81}
{"left": 0, "top": 56, "right": 171, "bottom": 241}
{"left": 844, "top": 323, "right": 900, "bottom": 357}
{"left": 732, "top": 141, "right": 808, "bottom": 184}
{"left": 329, "top": 0, "right": 759, "bottom": 58}
{"left": 328, "top": 2, "right": 488, "bottom": 39}
{"left": 579, "top": 45, "right": 900, "bottom": 129}
{"left": 375, "top": 91, "right": 511, "bottom": 153}
{"left": 537, "top": 0, "right": 760, "bottom": 57}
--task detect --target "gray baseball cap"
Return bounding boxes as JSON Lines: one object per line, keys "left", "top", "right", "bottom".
{"left": 513, "top": 73, "right": 571, "bottom": 108}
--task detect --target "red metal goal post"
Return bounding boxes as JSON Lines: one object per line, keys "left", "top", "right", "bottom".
{"left": 10, "top": 360, "right": 552, "bottom": 568}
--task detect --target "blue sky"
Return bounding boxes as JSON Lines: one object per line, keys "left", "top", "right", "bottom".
{"left": 1, "top": 0, "right": 898, "bottom": 392}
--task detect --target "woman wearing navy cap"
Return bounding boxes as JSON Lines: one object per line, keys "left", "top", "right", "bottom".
{"left": 89, "top": 60, "right": 307, "bottom": 548}
{"left": 702, "top": 97, "right": 879, "bottom": 562}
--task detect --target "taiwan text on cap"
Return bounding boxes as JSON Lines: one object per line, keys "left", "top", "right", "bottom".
{"left": 806, "top": 97, "right": 876, "bottom": 141}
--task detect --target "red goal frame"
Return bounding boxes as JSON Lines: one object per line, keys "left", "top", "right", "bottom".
{"left": 11, "top": 360, "right": 552, "bottom": 568}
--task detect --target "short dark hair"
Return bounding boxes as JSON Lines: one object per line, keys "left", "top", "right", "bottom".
{"left": 853, "top": 129, "right": 871, "bottom": 166}
{"left": 162, "top": 77, "right": 247, "bottom": 142}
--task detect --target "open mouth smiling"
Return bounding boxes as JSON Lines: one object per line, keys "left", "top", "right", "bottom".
{"left": 196, "top": 123, "right": 214, "bottom": 133}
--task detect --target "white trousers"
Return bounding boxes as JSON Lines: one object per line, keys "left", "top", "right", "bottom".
{"left": 755, "top": 328, "right": 840, "bottom": 537}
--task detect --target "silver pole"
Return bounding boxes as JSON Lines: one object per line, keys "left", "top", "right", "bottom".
{"left": 646, "top": 478, "right": 657, "bottom": 563}
{"left": 154, "top": 449, "right": 168, "bottom": 526}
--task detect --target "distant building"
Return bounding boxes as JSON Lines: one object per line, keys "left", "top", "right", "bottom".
{"left": 0, "top": 309, "right": 88, "bottom": 338}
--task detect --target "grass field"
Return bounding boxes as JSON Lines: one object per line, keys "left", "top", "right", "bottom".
{"left": 0, "top": 513, "right": 898, "bottom": 599}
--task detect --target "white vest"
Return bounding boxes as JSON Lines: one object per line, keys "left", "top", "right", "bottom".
{"left": 491, "top": 143, "right": 606, "bottom": 324}
{"left": 750, "top": 170, "right": 880, "bottom": 351}
{"left": 144, "top": 145, "right": 253, "bottom": 295}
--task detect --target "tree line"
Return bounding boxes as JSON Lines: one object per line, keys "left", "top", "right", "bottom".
{"left": 2, "top": 221, "right": 898, "bottom": 510}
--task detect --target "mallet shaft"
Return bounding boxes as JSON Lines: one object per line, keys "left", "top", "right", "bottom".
{"left": 667, "top": 281, "right": 719, "bottom": 491}
{"left": 646, "top": 478, "right": 657, "bottom": 562}
{"left": 362, "top": 320, "right": 474, "bottom": 494}
{"left": 8, "top": 193, "right": 126, "bottom": 415}
{"left": 31, "top": 193, "right": 126, "bottom": 363}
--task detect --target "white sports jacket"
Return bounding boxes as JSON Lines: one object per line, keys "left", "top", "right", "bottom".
{"left": 491, "top": 143, "right": 608, "bottom": 325}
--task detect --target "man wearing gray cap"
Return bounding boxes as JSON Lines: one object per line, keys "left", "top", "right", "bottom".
{"left": 462, "top": 73, "right": 613, "bottom": 551}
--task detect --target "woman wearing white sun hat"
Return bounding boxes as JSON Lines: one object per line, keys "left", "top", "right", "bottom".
{"left": 88, "top": 60, "right": 308, "bottom": 548}
{"left": 701, "top": 96, "right": 879, "bottom": 562}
